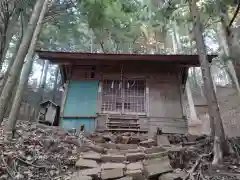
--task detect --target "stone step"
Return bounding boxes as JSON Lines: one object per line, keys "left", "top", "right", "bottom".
{"left": 107, "top": 128, "right": 147, "bottom": 132}
{"left": 107, "top": 122, "right": 140, "bottom": 125}
{"left": 108, "top": 125, "right": 140, "bottom": 128}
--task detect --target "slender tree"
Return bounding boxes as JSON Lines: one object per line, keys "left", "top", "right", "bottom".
{"left": 6, "top": 0, "right": 50, "bottom": 136}
{"left": 188, "top": 0, "right": 228, "bottom": 164}
{"left": 0, "top": 0, "right": 19, "bottom": 67}
{"left": 0, "top": 12, "right": 25, "bottom": 94}
{"left": 0, "top": 8, "right": 22, "bottom": 67}
{"left": 38, "top": 60, "right": 49, "bottom": 101}
{"left": 52, "top": 67, "right": 59, "bottom": 102}
{"left": 218, "top": 4, "right": 240, "bottom": 93}
{"left": 0, "top": 0, "right": 46, "bottom": 124}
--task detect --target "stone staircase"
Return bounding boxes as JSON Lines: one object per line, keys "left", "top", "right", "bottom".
{"left": 106, "top": 114, "right": 147, "bottom": 133}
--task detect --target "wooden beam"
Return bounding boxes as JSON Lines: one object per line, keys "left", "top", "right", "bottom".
{"left": 62, "top": 116, "right": 97, "bottom": 119}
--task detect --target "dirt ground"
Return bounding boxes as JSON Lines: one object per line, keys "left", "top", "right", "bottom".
{"left": 1, "top": 121, "right": 240, "bottom": 180}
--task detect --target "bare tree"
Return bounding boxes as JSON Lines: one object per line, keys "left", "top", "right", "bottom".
{"left": 0, "top": 11, "right": 25, "bottom": 94}
{"left": 6, "top": 0, "right": 50, "bottom": 136}
{"left": 218, "top": 4, "right": 240, "bottom": 94}
{"left": 0, "top": 0, "right": 22, "bottom": 68}
{"left": 38, "top": 60, "right": 50, "bottom": 101}
{"left": 0, "top": 0, "right": 46, "bottom": 124}
{"left": 188, "top": 0, "right": 228, "bottom": 165}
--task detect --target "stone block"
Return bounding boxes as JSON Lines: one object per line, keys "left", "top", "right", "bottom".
{"left": 117, "top": 144, "right": 138, "bottom": 150}
{"left": 101, "top": 168, "right": 124, "bottom": 179}
{"left": 86, "top": 143, "right": 106, "bottom": 153}
{"left": 128, "top": 136, "right": 141, "bottom": 144}
{"left": 127, "top": 162, "right": 143, "bottom": 171}
{"left": 101, "top": 162, "right": 126, "bottom": 169}
{"left": 187, "top": 134, "right": 200, "bottom": 142}
{"left": 116, "top": 135, "right": 130, "bottom": 144}
{"left": 102, "top": 133, "right": 116, "bottom": 142}
{"left": 75, "top": 158, "right": 99, "bottom": 168}
{"left": 167, "top": 145, "right": 182, "bottom": 152}
{"left": 82, "top": 152, "right": 101, "bottom": 161}
{"left": 107, "top": 149, "right": 124, "bottom": 155}
{"left": 99, "top": 143, "right": 118, "bottom": 149}
{"left": 126, "top": 152, "right": 146, "bottom": 162}
{"left": 143, "top": 156, "right": 173, "bottom": 177}
{"left": 120, "top": 149, "right": 144, "bottom": 154}
{"left": 117, "top": 176, "right": 133, "bottom": 180}
{"left": 101, "top": 154, "right": 126, "bottom": 163}
{"left": 157, "top": 135, "right": 170, "bottom": 146}
{"left": 125, "top": 169, "right": 144, "bottom": 179}
{"left": 139, "top": 139, "right": 156, "bottom": 148}
{"left": 159, "top": 171, "right": 187, "bottom": 180}
{"left": 78, "top": 167, "right": 101, "bottom": 177}
{"left": 146, "top": 151, "right": 168, "bottom": 159}
{"left": 144, "top": 146, "right": 166, "bottom": 154}
{"left": 71, "top": 175, "right": 92, "bottom": 180}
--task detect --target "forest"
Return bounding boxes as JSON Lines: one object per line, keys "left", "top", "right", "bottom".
{"left": 1, "top": 0, "right": 240, "bottom": 173}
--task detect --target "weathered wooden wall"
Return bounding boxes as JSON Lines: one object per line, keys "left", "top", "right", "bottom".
{"left": 147, "top": 73, "right": 187, "bottom": 135}
{"left": 62, "top": 63, "right": 188, "bottom": 134}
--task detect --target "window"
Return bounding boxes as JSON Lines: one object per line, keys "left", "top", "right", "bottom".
{"left": 101, "top": 79, "right": 146, "bottom": 114}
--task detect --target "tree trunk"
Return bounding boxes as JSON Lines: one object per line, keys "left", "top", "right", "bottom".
{"left": 0, "top": 0, "right": 46, "bottom": 125}
{"left": 6, "top": 0, "right": 49, "bottom": 135}
{"left": 210, "top": 67, "right": 217, "bottom": 93}
{"left": 172, "top": 21, "right": 181, "bottom": 52}
{"left": 219, "top": 5, "right": 240, "bottom": 86}
{"left": 188, "top": 0, "right": 227, "bottom": 164}
{"left": 0, "top": 36, "right": 22, "bottom": 93}
{"left": 39, "top": 60, "right": 46, "bottom": 88}
{"left": 0, "top": 9, "right": 21, "bottom": 69}
{"left": 192, "top": 67, "right": 198, "bottom": 89}
{"left": 226, "top": 60, "right": 240, "bottom": 93}
{"left": 4, "top": 80, "right": 19, "bottom": 118}
{"left": 52, "top": 67, "right": 59, "bottom": 102}
{"left": 217, "top": 21, "right": 240, "bottom": 94}
{"left": 34, "top": 60, "right": 49, "bottom": 120}
{"left": 38, "top": 60, "right": 49, "bottom": 101}
{"left": 172, "top": 21, "right": 199, "bottom": 124}
{"left": 0, "top": 14, "right": 25, "bottom": 95}
{"left": 171, "top": 21, "right": 178, "bottom": 54}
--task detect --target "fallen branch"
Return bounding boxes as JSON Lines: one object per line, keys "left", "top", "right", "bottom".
{"left": 199, "top": 164, "right": 207, "bottom": 180}
{"left": 16, "top": 156, "right": 49, "bottom": 169}
{"left": 182, "top": 141, "right": 199, "bottom": 146}
{"left": 184, "top": 153, "right": 212, "bottom": 180}
{"left": 1, "top": 155, "right": 14, "bottom": 178}
{"left": 45, "top": 168, "right": 51, "bottom": 179}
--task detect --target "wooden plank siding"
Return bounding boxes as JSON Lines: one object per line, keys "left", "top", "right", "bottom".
{"left": 61, "top": 64, "right": 188, "bottom": 134}
{"left": 61, "top": 81, "right": 99, "bottom": 132}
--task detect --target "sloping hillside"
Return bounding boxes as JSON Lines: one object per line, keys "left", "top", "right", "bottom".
{"left": 190, "top": 86, "right": 240, "bottom": 137}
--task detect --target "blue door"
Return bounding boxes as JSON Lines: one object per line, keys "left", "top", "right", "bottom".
{"left": 62, "top": 81, "right": 99, "bottom": 132}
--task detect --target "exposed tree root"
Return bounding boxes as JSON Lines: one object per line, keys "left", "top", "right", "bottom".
{"left": 199, "top": 164, "right": 208, "bottom": 180}
{"left": 16, "top": 156, "right": 49, "bottom": 169}
{"left": 212, "top": 136, "right": 223, "bottom": 166}
{"left": 1, "top": 155, "right": 14, "bottom": 178}
{"left": 184, "top": 153, "right": 212, "bottom": 180}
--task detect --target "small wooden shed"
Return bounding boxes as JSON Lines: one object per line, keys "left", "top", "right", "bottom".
{"left": 38, "top": 100, "right": 60, "bottom": 126}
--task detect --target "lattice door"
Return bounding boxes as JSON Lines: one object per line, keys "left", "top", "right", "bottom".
{"left": 101, "top": 79, "right": 146, "bottom": 114}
